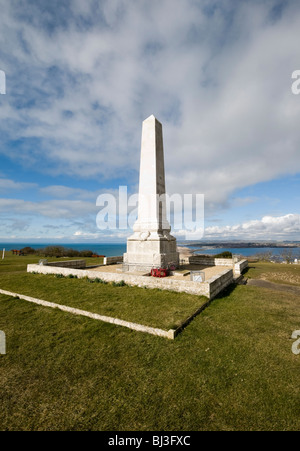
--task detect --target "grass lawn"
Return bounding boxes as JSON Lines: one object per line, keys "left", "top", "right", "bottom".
{"left": 1, "top": 255, "right": 300, "bottom": 430}
{"left": 245, "top": 261, "right": 300, "bottom": 287}
{"left": 0, "top": 253, "right": 207, "bottom": 330}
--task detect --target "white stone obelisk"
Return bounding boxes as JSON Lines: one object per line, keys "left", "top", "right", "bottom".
{"left": 124, "top": 115, "right": 179, "bottom": 271}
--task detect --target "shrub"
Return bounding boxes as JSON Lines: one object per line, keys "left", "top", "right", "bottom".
{"left": 11, "top": 246, "right": 95, "bottom": 258}
{"left": 112, "top": 280, "right": 127, "bottom": 287}
{"left": 79, "top": 250, "right": 93, "bottom": 258}
{"left": 65, "top": 249, "right": 80, "bottom": 258}
{"left": 20, "top": 247, "right": 36, "bottom": 255}
{"left": 38, "top": 246, "right": 93, "bottom": 258}
{"left": 41, "top": 246, "right": 66, "bottom": 258}
{"left": 215, "top": 251, "right": 232, "bottom": 259}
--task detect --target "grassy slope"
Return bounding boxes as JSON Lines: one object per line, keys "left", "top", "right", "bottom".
{"left": 0, "top": 255, "right": 300, "bottom": 431}
{"left": 246, "top": 261, "right": 300, "bottom": 287}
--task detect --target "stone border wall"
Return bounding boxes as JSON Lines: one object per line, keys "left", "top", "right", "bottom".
{"left": 27, "top": 264, "right": 234, "bottom": 300}
{"left": 209, "top": 269, "right": 234, "bottom": 299}
{"left": 103, "top": 256, "right": 123, "bottom": 265}
{"left": 189, "top": 256, "right": 234, "bottom": 266}
{"left": 234, "top": 259, "right": 248, "bottom": 275}
{"left": 188, "top": 255, "right": 248, "bottom": 277}
{"left": 46, "top": 260, "right": 87, "bottom": 269}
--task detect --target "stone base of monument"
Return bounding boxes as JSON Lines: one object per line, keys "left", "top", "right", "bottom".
{"left": 123, "top": 236, "right": 179, "bottom": 272}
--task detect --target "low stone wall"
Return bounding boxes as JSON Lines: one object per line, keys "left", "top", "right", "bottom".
{"left": 188, "top": 255, "right": 248, "bottom": 278}
{"left": 46, "top": 260, "right": 87, "bottom": 269}
{"left": 27, "top": 264, "right": 234, "bottom": 300}
{"left": 234, "top": 259, "right": 248, "bottom": 275}
{"left": 208, "top": 269, "right": 234, "bottom": 299}
{"left": 189, "top": 256, "right": 234, "bottom": 266}
{"left": 103, "top": 256, "right": 123, "bottom": 265}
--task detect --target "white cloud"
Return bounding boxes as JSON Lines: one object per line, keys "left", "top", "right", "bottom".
{"left": 40, "top": 185, "right": 121, "bottom": 200}
{"left": 73, "top": 231, "right": 100, "bottom": 239}
{"left": 0, "top": 198, "right": 97, "bottom": 219}
{"left": 0, "top": 179, "right": 37, "bottom": 192}
{"left": 0, "top": 1, "right": 299, "bottom": 197}
{"left": 0, "top": 0, "right": 300, "bottom": 240}
{"left": 205, "top": 214, "right": 300, "bottom": 240}
{"left": 40, "top": 185, "right": 98, "bottom": 200}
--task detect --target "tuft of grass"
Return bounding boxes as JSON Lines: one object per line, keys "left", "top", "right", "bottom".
{"left": 111, "top": 280, "right": 127, "bottom": 287}
{"left": 94, "top": 278, "right": 107, "bottom": 284}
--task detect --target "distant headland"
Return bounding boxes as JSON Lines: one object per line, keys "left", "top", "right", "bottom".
{"left": 181, "top": 241, "right": 300, "bottom": 249}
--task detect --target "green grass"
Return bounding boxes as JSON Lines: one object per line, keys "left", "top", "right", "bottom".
{"left": 1, "top": 255, "right": 300, "bottom": 430}
{"left": 245, "top": 261, "right": 300, "bottom": 287}
{"left": 0, "top": 253, "right": 207, "bottom": 330}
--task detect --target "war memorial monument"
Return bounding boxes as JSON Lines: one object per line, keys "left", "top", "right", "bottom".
{"left": 124, "top": 115, "right": 179, "bottom": 271}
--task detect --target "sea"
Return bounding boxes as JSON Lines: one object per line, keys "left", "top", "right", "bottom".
{"left": 0, "top": 243, "right": 127, "bottom": 257}
{"left": 0, "top": 242, "right": 299, "bottom": 259}
{"left": 189, "top": 246, "right": 300, "bottom": 258}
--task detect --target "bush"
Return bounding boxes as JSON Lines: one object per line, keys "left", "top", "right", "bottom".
{"left": 41, "top": 246, "right": 66, "bottom": 258}
{"left": 214, "top": 251, "right": 232, "bottom": 259}
{"left": 15, "top": 246, "right": 94, "bottom": 259}
{"left": 79, "top": 250, "right": 93, "bottom": 258}
{"left": 38, "top": 246, "right": 94, "bottom": 258}
{"left": 20, "top": 247, "right": 36, "bottom": 255}
{"left": 65, "top": 249, "right": 80, "bottom": 258}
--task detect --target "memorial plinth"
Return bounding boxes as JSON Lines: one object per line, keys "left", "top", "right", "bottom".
{"left": 124, "top": 115, "right": 179, "bottom": 271}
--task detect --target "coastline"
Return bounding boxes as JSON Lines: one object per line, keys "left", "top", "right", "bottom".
{"left": 177, "top": 245, "right": 195, "bottom": 258}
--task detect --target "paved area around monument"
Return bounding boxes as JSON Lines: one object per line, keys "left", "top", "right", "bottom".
{"left": 88, "top": 264, "right": 227, "bottom": 281}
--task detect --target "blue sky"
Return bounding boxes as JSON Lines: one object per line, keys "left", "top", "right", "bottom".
{"left": 0, "top": 0, "right": 300, "bottom": 243}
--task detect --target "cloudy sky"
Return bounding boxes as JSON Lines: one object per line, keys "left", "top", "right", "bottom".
{"left": 0, "top": 0, "right": 300, "bottom": 243}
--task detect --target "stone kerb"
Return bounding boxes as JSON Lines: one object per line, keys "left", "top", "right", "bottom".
{"left": 46, "top": 260, "right": 87, "bottom": 269}
{"left": 0, "top": 288, "right": 172, "bottom": 340}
